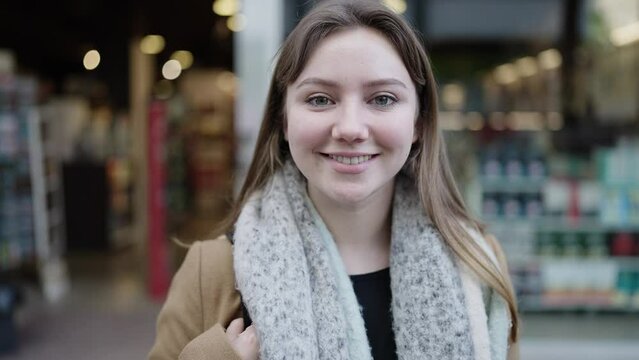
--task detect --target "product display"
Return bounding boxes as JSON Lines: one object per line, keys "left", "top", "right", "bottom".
{"left": 469, "top": 132, "right": 639, "bottom": 312}
{"left": 169, "top": 70, "right": 235, "bottom": 241}
{"left": 451, "top": 36, "right": 639, "bottom": 313}
{"left": 0, "top": 75, "right": 36, "bottom": 270}
{"left": 477, "top": 135, "right": 548, "bottom": 222}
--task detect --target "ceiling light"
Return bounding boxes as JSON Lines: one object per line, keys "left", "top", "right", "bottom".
{"left": 171, "top": 50, "right": 193, "bottom": 70}
{"left": 515, "top": 57, "right": 537, "bottom": 77}
{"left": 538, "top": 49, "right": 562, "bottom": 70}
{"left": 140, "top": 35, "right": 165, "bottom": 55}
{"left": 610, "top": 21, "right": 639, "bottom": 47}
{"left": 213, "top": 0, "right": 239, "bottom": 16}
{"left": 83, "top": 50, "right": 100, "bottom": 70}
{"left": 494, "top": 64, "right": 518, "bottom": 85}
{"left": 382, "top": 0, "right": 407, "bottom": 14}
{"left": 227, "top": 14, "right": 246, "bottom": 32}
{"left": 162, "top": 60, "right": 182, "bottom": 80}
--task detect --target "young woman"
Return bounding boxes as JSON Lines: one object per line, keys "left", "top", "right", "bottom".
{"left": 149, "top": 1, "right": 519, "bottom": 359}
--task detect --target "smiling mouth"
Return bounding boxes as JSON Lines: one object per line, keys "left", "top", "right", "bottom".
{"left": 322, "top": 153, "right": 377, "bottom": 165}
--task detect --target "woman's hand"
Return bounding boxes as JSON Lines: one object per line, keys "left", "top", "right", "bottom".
{"left": 225, "top": 318, "right": 259, "bottom": 360}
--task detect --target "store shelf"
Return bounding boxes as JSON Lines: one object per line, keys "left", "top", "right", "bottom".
{"left": 485, "top": 216, "right": 639, "bottom": 233}
{"left": 519, "top": 295, "right": 639, "bottom": 313}
{"left": 511, "top": 257, "right": 639, "bottom": 313}
{"left": 534, "top": 256, "right": 639, "bottom": 263}
{"left": 479, "top": 177, "right": 546, "bottom": 193}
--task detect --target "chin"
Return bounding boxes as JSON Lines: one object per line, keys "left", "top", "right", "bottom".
{"left": 324, "top": 185, "right": 376, "bottom": 207}
{"left": 332, "top": 193, "right": 367, "bottom": 206}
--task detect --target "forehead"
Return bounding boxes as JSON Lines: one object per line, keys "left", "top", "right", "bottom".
{"left": 294, "top": 27, "right": 411, "bottom": 84}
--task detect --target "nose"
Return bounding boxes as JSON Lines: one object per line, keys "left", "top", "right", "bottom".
{"left": 331, "top": 101, "right": 369, "bottom": 143}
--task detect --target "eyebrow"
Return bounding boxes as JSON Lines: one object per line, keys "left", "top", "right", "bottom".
{"left": 295, "top": 77, "right": 408, "bottom": 89}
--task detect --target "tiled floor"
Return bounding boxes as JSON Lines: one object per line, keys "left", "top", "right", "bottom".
{"left": 2, "top": 246, "right": 639, "bottom": 360}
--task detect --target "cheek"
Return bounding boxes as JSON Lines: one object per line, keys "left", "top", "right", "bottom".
{"left": 285, "top": 108, "right": 328, "bottom": 149}
{"left": 377, "top": 112, "right": 418, "bottom": 151}
{"left": 378, "top": 128, "right": 414, "bottom": 153}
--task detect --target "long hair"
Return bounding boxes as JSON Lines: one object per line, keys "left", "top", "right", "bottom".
{"left": 215, "top": 0, "right": 519, "bottom": 343}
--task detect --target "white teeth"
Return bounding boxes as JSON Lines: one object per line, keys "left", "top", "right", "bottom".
{"left": 329, "top": 154, "right": 372, "bottom": 165}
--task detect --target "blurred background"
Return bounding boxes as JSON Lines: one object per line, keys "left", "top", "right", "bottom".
{"left": 0, "top": 0, "right": 638, "bottom": 359}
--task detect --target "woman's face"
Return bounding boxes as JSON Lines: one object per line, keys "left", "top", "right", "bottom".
{"left": 285, "top": 27, "right": 418, "bottom": 209}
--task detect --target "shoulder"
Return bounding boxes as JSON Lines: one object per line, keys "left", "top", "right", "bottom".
{"left": 193, "top": 235, "right": 236, "bottom": 288}
{"left": 187, "top": 236, "right": 241, "bottom": 329}
{"left": 149, "top": 236, "right": 241, "bottom": 359}
{"left": 193, "top": 235, "right": 234, "bottom": 267}
{"left": 177, "top": 236, "right": 234, "bottom": 283}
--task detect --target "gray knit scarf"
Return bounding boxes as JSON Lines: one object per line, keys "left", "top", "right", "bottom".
{"left": 233, "top": 162, "right": 474, "bottom": 360}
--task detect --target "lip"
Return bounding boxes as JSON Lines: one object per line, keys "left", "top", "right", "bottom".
{"left": 319, "top": 152, "right": 378, "bottom": 174}
{"left": 322, "top": 152, "right": 377, "bottom": 157}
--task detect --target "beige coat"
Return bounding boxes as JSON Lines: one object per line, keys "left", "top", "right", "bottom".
{"left": 148, "top": 237, "right": 243, "bottom": 360}
{"left": 148, "top": 236, "right": 519, "bottom": 360}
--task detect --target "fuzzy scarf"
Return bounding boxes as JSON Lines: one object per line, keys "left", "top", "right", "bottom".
{"left": 233, "top": 162, "right": 474, "bottom": 360}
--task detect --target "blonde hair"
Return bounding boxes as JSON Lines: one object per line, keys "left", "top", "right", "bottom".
{"left": 215, "top": 0, "right": 519, "bottom": 343}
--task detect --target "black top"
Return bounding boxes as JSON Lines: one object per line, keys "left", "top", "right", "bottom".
{"left": 350, "top": 267, "right": 397, "bottom": 360}
{"left": 240, "top": 268, "right": 397, "bottom": 360}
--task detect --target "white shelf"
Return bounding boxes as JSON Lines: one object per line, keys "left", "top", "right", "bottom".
{"left": 511, "top": 256, "right": 639, "bottom": 266}
{"left": 485, "top": 216, "right": 639, "bottom": 233}
{"left": 520, "top": 304, "right": 639, "bottom": 313}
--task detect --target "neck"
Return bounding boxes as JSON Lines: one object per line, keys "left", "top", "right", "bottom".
{"left": 308, "top": 182, "right": 394, "bottom": 274}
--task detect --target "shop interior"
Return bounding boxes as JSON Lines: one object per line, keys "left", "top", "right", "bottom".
{"left": 0, "top": 0, "right": 638, "bottom": 359}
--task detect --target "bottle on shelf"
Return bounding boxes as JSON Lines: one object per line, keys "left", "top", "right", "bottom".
{"left": 610, "top": 232, "right": 635, "bottom": 257}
